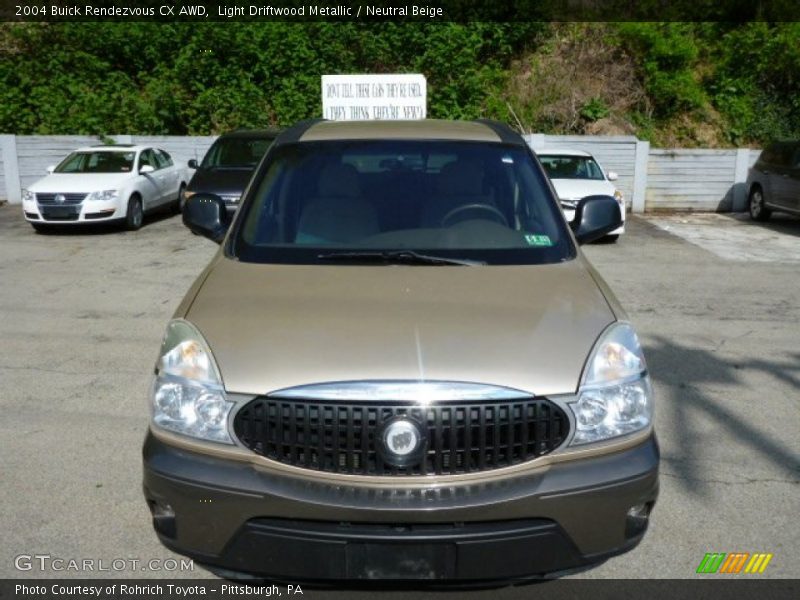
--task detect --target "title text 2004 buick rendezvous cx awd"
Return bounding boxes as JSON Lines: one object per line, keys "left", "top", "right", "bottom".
{"left": 142, "top": 119, "right": 658, "bottom": 584}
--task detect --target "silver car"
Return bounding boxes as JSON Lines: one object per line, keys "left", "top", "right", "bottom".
{"left": 746, "top": 141, "right": 800, "bottom": 221}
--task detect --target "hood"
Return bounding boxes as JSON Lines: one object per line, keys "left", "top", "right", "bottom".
{"left": 28, "top": 173, "right": 132, "bottom": 193}
{"left": 187, "top": 167, "right": 255, "bottom": 196}
{"left": 184, "top": 258, "right": 616, "bottom": 397}
{"left": 550, "top": 179, "right": 615, "bottom": 202}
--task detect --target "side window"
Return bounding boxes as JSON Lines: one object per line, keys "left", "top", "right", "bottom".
{"left": 776, "top": 145, "right": 792, "bottom": 167}
{"left": 250, "top": 140, "right": 273, "bottom": 160}
{"left": 155, "top": 149, "right": 173, "bottom": 168}
{"left": 762, "top": 144, "right": 791, "bottom": 167}
{"left": 138, "top": 149, "right": 154, "bottom": 170}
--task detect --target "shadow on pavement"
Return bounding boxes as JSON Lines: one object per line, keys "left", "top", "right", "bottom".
{"left": 723, "top": 212, "right": 800, "bottom": 237}
{"left": 646, "top": 334, "right": 800, "bottom": 495}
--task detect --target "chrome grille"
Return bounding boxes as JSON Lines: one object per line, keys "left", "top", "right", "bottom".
{"left": 36, "top": 193, "right": 87, "bottom": 205}
{"left": 233, "top": 396, "right": 569, "bottom": 476}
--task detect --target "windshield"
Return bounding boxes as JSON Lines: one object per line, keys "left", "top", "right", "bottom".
{"left": 55, "top": 151, "right": 135, "bottom": 173}
{"left": 201, "top": 137, "right": 274, "bottom": 168}
{"left": 232, "top": 141, "right": 574, "bottom": 266}
{"left": 538, "top": 155, "right": 605, "bottom": 181}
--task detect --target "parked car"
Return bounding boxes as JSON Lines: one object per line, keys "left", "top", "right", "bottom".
{"left": 143, "top": 119, "right": 657, "bottom": 583}
{"left": 537, "top": 148, "right": 626, "bottom": 241}
{"left": 21, "top": 144, "right": 187, "bottom": 232}
{"left": 746, "top": 141, "right": 800, "bottom": 221}
{"left": 184, "top": 129, "right": 279, "bottom": 215}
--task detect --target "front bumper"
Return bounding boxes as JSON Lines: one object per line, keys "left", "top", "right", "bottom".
{"left": 143, "top": 432, "right": 658, "bottom": 582}
{"left": 23, "top": 198, "right": 122, "bottom": 223}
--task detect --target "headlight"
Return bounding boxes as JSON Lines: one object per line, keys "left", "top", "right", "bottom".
{"left": 86, "top": 189, "right": 119, "bottom": 201}
{"left": 569, "top": 322, "right": 653, "bottom": 445}
{"left": 614, "top": 189, "right": 624, "bottom": 204}
{"left": 22, "top": 189, "right": 35, "bottom": 202}
{"left": 151, "top": 319, "right": 234, "bottom": 444}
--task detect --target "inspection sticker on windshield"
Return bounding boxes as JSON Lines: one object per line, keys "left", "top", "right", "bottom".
{"left": 524, "top": 234, "right": 553, "bottom": 247}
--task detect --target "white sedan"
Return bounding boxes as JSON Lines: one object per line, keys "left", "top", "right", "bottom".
{"left": 22, "top": 145, "right": 188, "bottom": 232}
{"left": 536, "top": 148, "right": 626, "bottom": 241}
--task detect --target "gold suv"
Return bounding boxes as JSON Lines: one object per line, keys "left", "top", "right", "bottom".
{"left": 143, "top": 119, "right": 658, "bottom": 583}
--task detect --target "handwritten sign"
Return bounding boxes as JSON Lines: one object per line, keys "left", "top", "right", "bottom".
{"left": 322, "top": 74, "right": 427, "bottom": 121}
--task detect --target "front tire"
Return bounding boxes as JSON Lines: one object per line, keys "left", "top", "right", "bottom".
{"left": 748, "top": 187, "right": 771, "bottom": 221}
{"left": 125, "top": 195, "right": 144, "bottom": 230}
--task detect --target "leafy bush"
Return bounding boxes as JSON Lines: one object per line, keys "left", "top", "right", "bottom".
{"left": 580, "top": 97, "right": 610, "bottom": 122}
{"left": 0, "top": 22, "right": 541, "bottom": 135}
{"left": 612, "top": 23, "right": 705, "bottom": 119}
{"left": 705, "top": 22, "right": 800, "bottom": 143}
{"left": 1, "top": 21, "right": 798, "bottom": 146}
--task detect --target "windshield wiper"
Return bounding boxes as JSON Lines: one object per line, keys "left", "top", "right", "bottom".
{"left": 317, "top": 250, "right": 485, "bottom": 266}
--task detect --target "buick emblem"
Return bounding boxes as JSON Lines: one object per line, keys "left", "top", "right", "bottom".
{"left": 54, "top": 194, "right": 66, "bottom": 204}
{"left": 379, "top": 417, "right": 425, "bottom": 466}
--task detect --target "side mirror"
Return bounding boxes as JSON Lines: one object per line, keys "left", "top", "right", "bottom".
{"left": 183, "top": 193, "right": 230, "bottom": 243}
{"left": 188, "top": 159, "right": 198, "bottom": 169}
{"left": 46, "top": 165, "right": 56, "bottom": 174}
{"left": 140, "top": 165, "right": 155, "bottom": 174}
{"left": 607, "top": 171, "right": 618, "bottom": 181}
{"left": 571, "top": 195, "right": 622, "bottom": 245}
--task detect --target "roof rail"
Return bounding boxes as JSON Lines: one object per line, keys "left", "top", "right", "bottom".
{"left": 474, "top": 119, "right": 523, "bottom": 145}
{"left": 274, "top": 119, "right": 326, "bottom": 145}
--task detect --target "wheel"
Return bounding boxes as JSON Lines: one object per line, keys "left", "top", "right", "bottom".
{"left": 173, "top": 183, "right": 186, "bottom": 215}
{"left": 125, "top": 195, "right": 144, "bottom": 230}
{"left": 748, "top": 187, "right": 771, "bottom": 221}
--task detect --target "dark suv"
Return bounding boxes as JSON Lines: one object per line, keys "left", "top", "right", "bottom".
{"left": 746, "top": 141, "right": 800, "bottom": 221}
{"left": 184, "top": 129, "right": 279, "bottom": 214}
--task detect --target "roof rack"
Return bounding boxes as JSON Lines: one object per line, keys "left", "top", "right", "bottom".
{"left": 273, "top": 119, "right": 326, "bottom": 146}
{"left": 223, "top": 128, "right": 283, "bottom": 136}
{"left": 474, "top": 119, "right": 524, "bottom": 145}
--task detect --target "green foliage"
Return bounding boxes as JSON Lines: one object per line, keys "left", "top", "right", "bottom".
{"left": 580, "top": 97, "right": 610, "bottom": 122}
{"left": 612, "top": 23, "right": 705, "bottom": 118}
{"left": 1, "top": 21, "right": 798, "bottom": 145}
{"left": 605, "top": 22, "right": 800, "bottom": 145}
{"left": 0, "top": 22, "right": 541, "bottom": 135}
{"left": 705, "top": 22, "right": 800, "bottom": 143}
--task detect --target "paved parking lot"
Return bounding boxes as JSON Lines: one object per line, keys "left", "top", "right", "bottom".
{"left": 0, "top": 205, "right": 798, "bottom": 587}
{"left": 647, "top": 213, "right": 800, "bottom": 263}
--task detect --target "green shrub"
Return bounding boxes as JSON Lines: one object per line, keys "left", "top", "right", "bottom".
{"left": 0, "top": 22, "right": 541, "bottom": 135}
{"left": 612, "top": 23, "right": 705, "bottom": 118}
